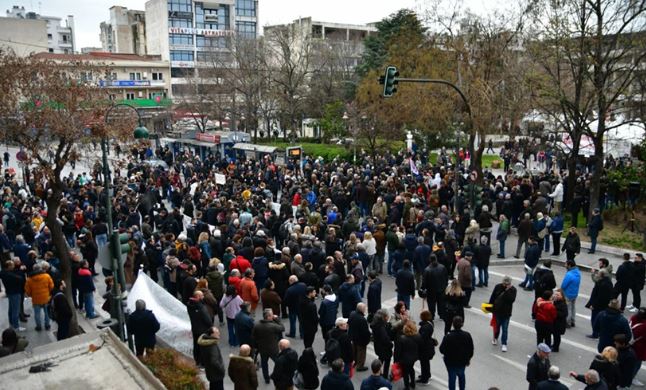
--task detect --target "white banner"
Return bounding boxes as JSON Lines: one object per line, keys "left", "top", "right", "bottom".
{"left": 214, "top": 173, "right": 226, "bottom": 185}
{"left": 126, "top": 271, "right": 194, "bottom": 357}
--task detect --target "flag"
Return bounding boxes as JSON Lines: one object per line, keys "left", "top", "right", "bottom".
{"left": 409, "top": 158, "right": 419, "bottom": 176}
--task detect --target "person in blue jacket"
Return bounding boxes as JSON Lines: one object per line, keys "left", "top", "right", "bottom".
{"left": 548, "top": 212, "right": 564, "bottom": 256}
{"left": 561, "top": 260, "right": 581, "bottom": 328}
{"left": 360, "top": 359, "right": 392, "bottom": 390}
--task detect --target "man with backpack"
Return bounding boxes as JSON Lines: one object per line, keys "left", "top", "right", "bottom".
{"left": 49, "top": 279, "right": 73, "bottom": 340}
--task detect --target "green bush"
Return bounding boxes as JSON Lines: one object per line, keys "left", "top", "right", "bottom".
{"left": 143, "top": 349, "right": 205, "bottom": 390}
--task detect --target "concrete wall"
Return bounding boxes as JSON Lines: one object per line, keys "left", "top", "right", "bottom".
{"left": 0, "top": 17, "right": 48, "bottom": 56}
{"left": 145, "top": 0, "right": 168, "bottom": 60}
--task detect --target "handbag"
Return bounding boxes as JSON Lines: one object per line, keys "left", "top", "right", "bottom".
{"left": 293, "top": 371, "right": 304, "bottom": 389}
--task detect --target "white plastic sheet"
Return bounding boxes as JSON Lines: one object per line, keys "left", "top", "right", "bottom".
{"left": 126, "top": 271, "right": 194, "bottom": 357}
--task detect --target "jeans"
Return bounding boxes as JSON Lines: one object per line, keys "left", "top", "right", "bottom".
{"left": 260, "top": 354, "right": 275, "bottom": 382}
{"left": 521, "top": 272, "right": 534, "bottom": 289}
{"left": 227, "top": 317, "right": 238, "bottom": 346}
{"left": 498, "top": 239, "right": 506, "bottom": 257}
{"left": 95, "top": 233, "right": 108, "bottom": 247}
{"left": 494, "top": 316, "right": 510, "bottom": 345}
{"left": 590, "top": 235, "right": 598, "bottom": 252}
{"left": 33, "top": 304, "right": 50, "bottom": 328}
{"left": 478, "top": 266, "right": 489, "bottom": 286}
{"left": 471, "top": 265, "right": 477, "bottom": 289}
{"left": 387, "top": 252, "right": 395, "bottom": 276}
{"left": 7, "top": 293, "right": 20, "bottom": 329}
{"left": 372, "top": 253, "right": 384, "bottom": 273}
{"left": 566, "top": 298, "right": 576, "bottom": 325}
{"left": 83, "top": 292, "right": 95, "bottom": 318}
{"left": 446, "top": 365, "right": 466, "bottom": 390}
{"left": 397, "top": 293, "right": 411, "bottom": 310}
{"left": 288, "top": 310, "right": 302, "bottom": 338}
{"left": 544, "top": 235, "right": 550, "bottom": 252}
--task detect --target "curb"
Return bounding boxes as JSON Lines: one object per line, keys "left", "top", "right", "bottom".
{"left": 490, "top": 257, "right": 598, "bottom": 274}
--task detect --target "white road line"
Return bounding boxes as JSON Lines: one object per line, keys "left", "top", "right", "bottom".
{"left": 491, "top": 354, "right": 575, "bottom": 388}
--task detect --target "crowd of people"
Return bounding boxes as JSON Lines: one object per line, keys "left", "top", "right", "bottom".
{"left": 0, "top": 138, "right": 643, "bottom": 390}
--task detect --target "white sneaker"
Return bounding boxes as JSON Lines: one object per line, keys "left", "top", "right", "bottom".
{"left": 501, "top": 345, "right": 508, "bottom": 352}
{"left": 492, "top": 338, "right": 498, "bottom": 345}
{"left": 627, "top": 305, "right": 635, "bottom": 310}
{"left": 630, "top": 307, "right": 639, "bottom": 313}
{"left": 633, "top": 378, "right": 644, "bottom": 386}
{"left": 16, "top": 327, "right": 26, "bottom": 331}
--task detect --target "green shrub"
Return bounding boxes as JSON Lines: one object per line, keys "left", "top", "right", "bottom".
{"left": 143, "top": 349, "right": 205, "bottom": 390}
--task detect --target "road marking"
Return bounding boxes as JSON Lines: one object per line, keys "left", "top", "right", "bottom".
{"left": 491, "top": 354, "right": 575, "bottom": 387}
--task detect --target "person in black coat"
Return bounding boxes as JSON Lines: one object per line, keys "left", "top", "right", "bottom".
{"left": 630, "top": 253, "right": 645, "bottom": 310}
{"left": 418, "top": 310, "right": 436, "bottom": 385}
{"left": 533, "top": 260, "right": 557, "bottom": 303}
{"left": 337, "top": 275, "right": 361, "bottom": 318}
{"left": 366, "top": 271, "right": 382, "bottom": 321}
{"left": 187, "top": 290, "right": 214, "bottom": 364}
{"left": 296, "top": 347, "right": 320, "bottom": 390}
{"left": 370, "top": 309, "right": 394, "bottom": 379}
{"left": 440, "top": 316, "right": 474, "bottom": 390}
{"left": 587, "top": 269, "right": 614, "bottom": 339}
{"left": 552, "top": 291, "right": 568, "bottom": 352}
{"left": 328, "top": 318, "right": 353, "bottom": 375}
{"left": 527, "top": 344, "right": 552, "bottom": 390}
{"left": 421, "top": 255, "right": 448, "bottom": 320}
{"left": 300, "top": 287, "right": 319, "bottom": 349}
{"left": 394, "top": 319, "right": 421, "bottom": 390}
{"left": 614, "top": 254, "right": 634, "bottom": 311}
{"left": 475, "top": 236, "right": 492, "bottom": 287}
{"left": 271, "top": 339, "right": 299, "bottom": 390}
{"left": 127, "top": 299, "right": 161, "bottom": 356}
{"left": 395, "top": 260, "right": 416, "bottom": 309}
{"left": 284, "top": 276, "right": 307, "bottom": 338}
{"left": 537, "top": 366, "right": 568, "bottom": 390}
{"left": 348, "top": 303, "right": 371, "bottom": 371}
{"left": 489, "top": 276, "right": 517, "bottom": 351}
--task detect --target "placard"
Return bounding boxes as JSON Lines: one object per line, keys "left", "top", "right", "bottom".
{"left": 215, "top": 173, "right": 226, "bottom": 184}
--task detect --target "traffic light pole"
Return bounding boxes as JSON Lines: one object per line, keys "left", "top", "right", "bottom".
{"left": 102, "top": 139, "right": 127, "bottom": 343}
{"left": 385, "top": 75, "right": 472, "bottom": 215}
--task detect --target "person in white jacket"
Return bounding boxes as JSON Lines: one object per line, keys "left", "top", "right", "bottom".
{"left": 548, "top": 181, "right": 564, "bottom": 213}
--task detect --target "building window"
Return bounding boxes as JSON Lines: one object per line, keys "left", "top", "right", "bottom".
{"left": 167, "top": 0, "right": 192, "bottom": 13}
{"left": 169, "top": 34, "right": 193, "bottom": 45}
{"left": 236, "top": 0, "right": 256, "bottom": 17}
{"left": 170, "top": 50, "right": 194, "bottom": 61}
{"left": 195, "top": 3, "right": 229, "bottom": 30}
{"left": 47, "top": 33, "right": 52, "bottom": 39}
{"left": 236, "top": 21, "right": 256, "bottom": 38}
{"left": 48, "top": 48, "right": 53, "bottom": 53}
{"left": 169, "top": 18, "right": 192, "bottom": 28}
{"left": 129, "top": 72, "right": 135, "bottom": 80}
{"left": 62, "top": 35, "right": 68, "bottom": 43}
{"left": 126, "top": 93, "right": 135, "bottom": 100}
{"left": 196, "top": 36, "right": 227, "bottom": 48}
{"left": 171, "top": 67, "right": 195, "bottom": 77}
{"left": 152, "top": 72, "right": 163, "bottom": 80}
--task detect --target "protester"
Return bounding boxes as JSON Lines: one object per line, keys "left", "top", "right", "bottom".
{"left": 234, "top": 302, "right": 254, "bottom": 348}
{"left": 360, "top": 359, "right": 392, "bottom": 390}
{"left": 127, "top": 299, "right": 160, "bottom": 357}
{"left": 348, "top": 302, "right": 370, "bottom": 372}
{"left": 198, "top": 327, "right": 225, "bottom": 390}
{"left": 489, "top": 275, "right": 517, "bottom": 352}
{"left": 188, "top": 290, "right": 214, "bottom": 364}
{"left": 50, "top": 279, "right": 72, "bottom": 340}
{"left": 536, "top": 366, "right": 568, "bottom": 390}
{"left": 370, "top": 308, "right": 394, "bottom": 379}
{"left": 295, "top": 347, "right": 319, "bottom": 390}
{"left": 614, "top": 254, "right": 634, "bottom": 311}
{"left": 228, "top": 344, "right": 259, "bottom": 390}
{"left": 271, "top": 339, "right": 299, "bottom": 390}
{"left": 586, "top": 269, "right": 614, "bottom": 339}
{"left": 366, "top": 271, "right": 382, "bottom": 321}
{"left": 551, "top": 290, "right": 568, "bottom": 352}
{"left": 527, "top": 343, "right": 552, "bottom": 390}
{"left": 629, "top": 308, "right": 646, "bottom": 386}
{"left": 327, "top": 317, "right": 353, "bottom": 375}
{"left": 395, "top": 260, "right": 416, "bottom": 309}
{"left": 593, "top": 299, "right": 632, "bottom": 353}
{"left": 220, "top": 285, "right": 243, "bottom": 347}
{"left": 417, "top": 310, "right": 436, "bottom": 384}
{"left": 561, "top": 260, "right": 581, "bottom": 328}
{"left": 440, "top": 316, "right": 474, "bottom": 390}
{"left": 421, "top": 254, "right": 448, "bottom": 320}
{"left": 628, "top": 253, "right": 645, "bottom": 312}
{"left": 569, "top": 369, "right": 608, "bottom": 390}
{"left": 321, "top": 358, "right": 354, "bottom": 390}
{"left": 0, "top": 260, "right": 26, "bottom": 331}
{"left": 24, "top": 262, "right": 54, "bottom": 331}
{"left": 284, "top": 275, "right": 307, "bottom": 338}
{"left": 0, "top": 327, "right": 28, "bottom": 357}
{"left": 444, "top": 279, "right": 467, "bottom": 335}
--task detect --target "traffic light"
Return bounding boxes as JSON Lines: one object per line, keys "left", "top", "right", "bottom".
{"left": 110, "top": 232, "right": 131, "bottom": 264}
{"left": 382, "top": 66, "right": 399, "bottom": 97}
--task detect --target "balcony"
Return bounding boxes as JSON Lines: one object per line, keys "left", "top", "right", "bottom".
{"left": 100, "top": 80, "right": 151, "bottom": 87}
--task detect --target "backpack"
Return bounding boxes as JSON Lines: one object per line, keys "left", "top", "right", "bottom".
{"left": 48, "top": 292, "right": 64, "bottom": 321}
{"left": 325, "top": 337, "right": 341, "bottom": 362}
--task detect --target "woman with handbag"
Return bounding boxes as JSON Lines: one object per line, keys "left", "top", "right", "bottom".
{"left": 294, "top": 347, "right": 319, "bottom": 389}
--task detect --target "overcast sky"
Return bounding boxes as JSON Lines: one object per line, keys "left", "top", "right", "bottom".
{"left": 0, "top": 0, "right": 493, "bottom": 49}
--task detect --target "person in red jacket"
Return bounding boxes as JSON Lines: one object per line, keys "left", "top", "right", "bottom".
{"left": 229, "top": 255, "right": 251, "bottom": 275}
{"left": 228, "top": 269, "right": 243, "bottom": 295}
{"left": 630, "top": 308, "right": 646, "bottom": 385}
{"left": 534, "top": 290, "right": 557, "bottom": 347}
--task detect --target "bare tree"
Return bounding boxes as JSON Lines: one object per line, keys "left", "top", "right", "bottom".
{"left": 0, "top": 50, "right": 135, "bottom": 334}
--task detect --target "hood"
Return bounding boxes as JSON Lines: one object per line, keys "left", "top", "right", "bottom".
{"left": 269, "top": 262, "right": 286, "bottom": 270}
{"left": 324, "top": 293, "right": 337, "bottom": 302}
{"left": 197, "top": 334, "right": 219, "bottom": 347}
{"left": 229, "top": 354, "right": 254, "bottom": 364}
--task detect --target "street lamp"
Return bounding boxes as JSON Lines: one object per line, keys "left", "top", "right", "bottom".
{"left": 102, "top": 103, "right": 148, "bottom": 344}
{"left": 454, "top": 124, "right": 464, "bottom": 214}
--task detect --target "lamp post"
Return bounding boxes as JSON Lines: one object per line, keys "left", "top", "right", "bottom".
{"left": 454, "top": 124, "right": 464, "bottom": 214}
{"left": 103, "top": 103, "right": 149, "bottom": 343}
